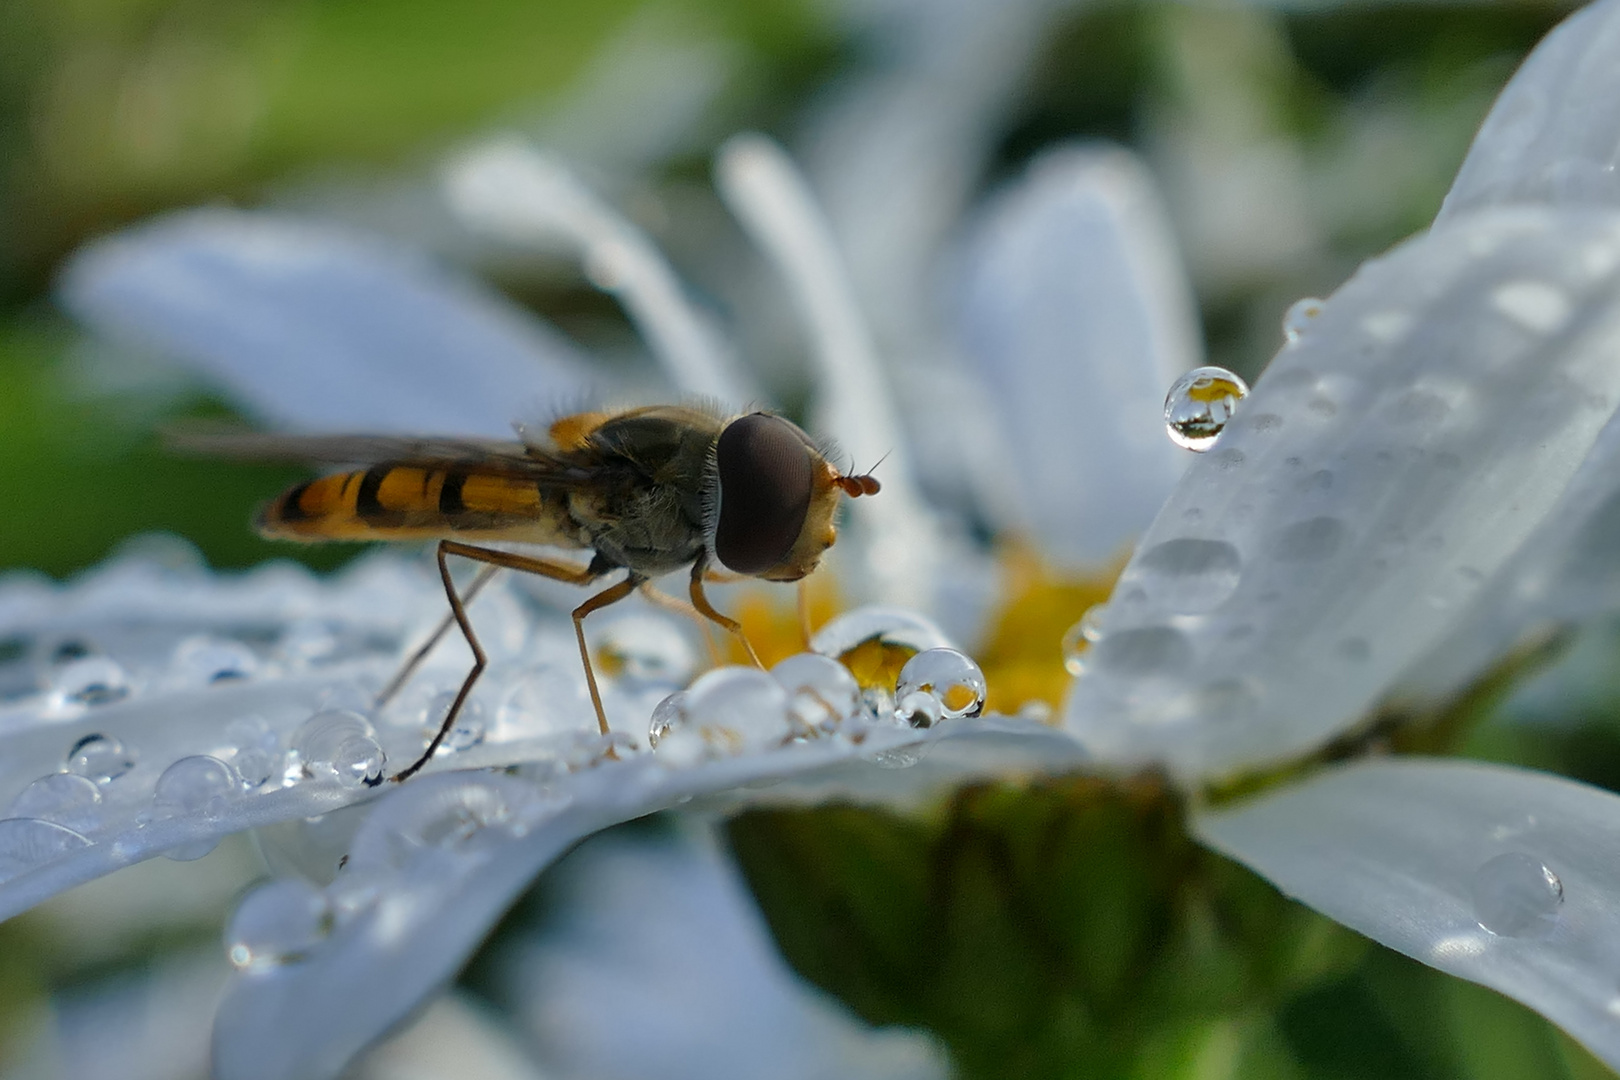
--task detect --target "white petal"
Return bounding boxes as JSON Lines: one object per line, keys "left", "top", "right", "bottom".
{"left": 1440, "top": 0, "right": 1620, "bottom": 218}
{"left": 954, "top": 143, "right": 1199, "bottom": 564}
{"left": 209, "top": 717, "right": 1076, "bottom": 1080}
{"left": 1064, "top": 207, "right": 1620, "bottom": 780}
{"left": 58, "top": 209, "right": 596, "bottom": 435}
{"left": 1195, "top": 758, "right": 1620, "bottom": 1073}
{"left": 714, "top": 134, "right": 945, "bottom": 607}
{"left": 444, "top": 140, "right": 752, "bottom": 402}
{"left": 504, "top": 827, "right": 947, "bottom": 1080}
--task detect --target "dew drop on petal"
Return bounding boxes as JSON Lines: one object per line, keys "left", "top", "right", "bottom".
{"left": 65, "top": 733, "right": 136, "bottom": 784}
{"left": 894, "top": 689, "right": 944, "bottom": 729}
{"left": 291, "top": 711, "right": 386, "bottom": 787}
{"left": 425, "top": 692, "right": 486, "bottom": 753}
{"left": 771, "top": 653, "right": 860, "bottom": 731}
{"left": 154, "top": 755, "right": 242, "bottom": 817}
{"left": 172, "top": 636, "right": 258, "bottom": 685}
{"left": 50, "top": 657, "right": 130, "bottom": 708}
{"left": 350, "top": 776, "right": 556, "bottom": 871}
{"left": 1135, "top": 538, "right": 1243, "bottom": 613}
{"left": 810, "top": 607, "right": 953, "bottom": 659}
{"left": 225, "top": 716, "right": 281, "bottom": 788}
{"left": 895, "top": 649, "right": 987, "bottom": 720}
{"left": 1061, "top": 622, "right": 1089, "bottom": 677}
{"left": 0, "top": 818, "right": 92, "bottom": 883}
{"left": 647, "top": 691, "right": 688, "bottom": 749}
{"left": 592, "top": 616, "right": 696, "bottom": 687}
{"left": 1282, "top": 297, "right": 1325, "bottom": 343}
{"left": 1472, "top": 853, "right": 1563, "bottom": 938}
{"left": 1164, "top": 366, "right": 1249, "bottom": 452}
{"left": 683, "top": 667, "right": 791, "bottom": 751}
{"left": 8, "top": 774, "right": 103, "bottom": 834}
{"left": 1089, "top": 626, "right": 1193, "bottom": 677}
{"left": 869, "top": 746, "right": 924, "bottom": 770}
{"left": 226, "top": 878, "right": 333, "bottom": 972}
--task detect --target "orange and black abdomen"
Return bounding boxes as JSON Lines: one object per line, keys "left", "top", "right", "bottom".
{"left": 258, "top": 465, "right": 586, "bottom": 548}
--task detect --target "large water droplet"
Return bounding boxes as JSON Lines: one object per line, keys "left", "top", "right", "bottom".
{"left": 895, "top": 649, "right": 987, "bottom": 720}
{"left": 172, "top": 636, "right": 258, "bottom": 685}
{"left": 771, "top": 653, "right": 860, "bottom": 731}
{"left": 809, "top": 607, "right": 953, "bottom": 658}
{"left": 592, "top": 616, "right": 696, "bottom": 687}
{"left": 65, "top": 733, "right": 136, "bottom": 783}
{"left": 682, "top": 667, "right": 791, "bottom": 752}
{"left": 1134, "top": 538, "right": 1243, "bottom": 613}
{"left": 1282, "top": 297, "right": 1325, "bottom": 343}
{"left": 1164, "top": 366, "right": 1249, "bottom": 452}
{"left": 1472, "top": 853, "right": 1563, "bottom": 938}
{"left": 50, "top": 657, "right": 130, "bottom": 709}
{"left": 647, "top": 691, "right": 688, "bottom": 749}
{"left": 153, "top": 756, "right": 242, "bottom": 858}
{"left": 0, "top": 818, "right": 92, "bottom": 882}
{"left": 291, "top": 711, "right": 386, "bottom": 787}
{"left": 9, "top": 774, "right": 103, "bottom": 834}
{"left": 226, "top": 878, "right": 333, "bottom": 972}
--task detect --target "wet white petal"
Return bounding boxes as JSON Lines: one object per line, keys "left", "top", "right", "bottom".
{"left": 57, "top": 209, "right": 595, "bottom": 435}
{"left": 209, "top": 717, "right": 1072, "bottom": 1080}
{"left": 715, "top": 134, "right": 943, "bottom": 607}
{"left": 1064, "top": 207, "right": 1620, "bottom": 780}
{"left": 505, "top": 828, "right": 947, "bottom": 1080}
{"left": 350, "top": 992, "right": 547, "bottom": 1080}
{"left": 1195, "top": 758, "right": 1620, "bottom": 1072}
{"left": 955, "top": 144, "right": 1198, "bottom": 564}
{"left": 444, "top": 140, "right": 751, "bottom": 401}
{"left": 1440, "top": 0, "right": 1620, "bottom": 218}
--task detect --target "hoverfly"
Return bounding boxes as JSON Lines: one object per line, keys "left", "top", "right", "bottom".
{"left": 180, "top": 404, "right": 880, "bottom": 782}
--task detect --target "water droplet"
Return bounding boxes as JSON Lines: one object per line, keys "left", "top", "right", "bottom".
{"left": 349, "top": 776, "right": 559, "bottom": 871}
{"left": 65, "top": 733, "right": 136, "bottom": 783}
{"left": 894, "top": 690, "right": 943, "bottom": 728}
{"left": 225, "top": 716, "right": 281, "bottom": 788}
{"left": 869, "top": 745, "right": 925, "bottom": 769}
{"left": 592, "top": 616, "right": 696, "bottom": 686}
{"left": 1135, "top": 538, "right": 1243, "bottom": 613}
{"left": 1089, "top": 626, "right": 1193, "bottom": 677}
{"left": 154, "top": 755, "right": 241, "bottom": 816}
{"left": 172, "top": 636, "right": 258, "bottom": 685}
{"left": 0, "top": 818, "right": 92, "bottom": 882}
{"left": 1164, "top": 366, "right": 1249, "bottom": 452}
{"left": 895, "top": 649, "right": 987, "bottom": 720}
{"left": 809, "top": 607, "right": 952, "bottom": 658}
{"left": 1248, "top": 413, "right": 1284, "bottom": 434}
{"left": 1282, "top": 297, "right": 1324, "bottom": 343}
{"left": 226, "top": 878, "right": 333, "bottom": 972}
{"left": 1274, "top": 517, "right": 1348, "bottom": 563}
{"left": 647, "top": 691, "right": 688, "bottom": 748}
{"left": 9, "top": 773, "right": 103, "bottom": 834}
{"left": 1060, "top": 612, "right": 1099, "bottom": 677}
{"left": 771, "top": 653, "right": 860, "bottom": 731}
{"left": 1491, "top": 280, "right": 1571, "bottom": 334}
{"left": 683, "top": 667, "right": 791, "bottom": 751}
{"left": 1472, "top": 853, "right": 1563, "bottom": 937}
{"left": 50, "top": 657, "right": 130, "bottom": 709}
{"left": 424, "top": 692, "right": 487, "bottom": 753}
{"left": 498, "top": 663, "right": 598, "bottom": 736}
{"left": 291, "top": 711, "right": 386, "bottom": 788}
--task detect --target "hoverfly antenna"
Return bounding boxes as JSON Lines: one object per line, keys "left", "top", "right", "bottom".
{"left": 833, "top": 450, "right": 886, "bottom": 498}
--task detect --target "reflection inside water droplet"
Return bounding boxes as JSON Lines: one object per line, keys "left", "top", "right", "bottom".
{"left": 1164, "top": 366, "right": 1249, "bottom": 452}
{"left": 226, "top": 878, "right": 333, "bottom": 972}
{"left": 647, "top": 691, "right": 687, "bottom": 748}
{"left": 1472, "top": 852, "right": 1563, "bottom": 938}
{"left": 894, "top": 689, "right": 943, "bottom": 728}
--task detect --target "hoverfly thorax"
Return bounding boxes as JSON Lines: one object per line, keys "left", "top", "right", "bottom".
{"left": 704, "top": 412, "right": 879, "bottom": 582}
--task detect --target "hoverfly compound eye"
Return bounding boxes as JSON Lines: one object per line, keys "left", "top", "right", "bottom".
{"left": 714, "top": 413, "right": 815, "bottom": 574}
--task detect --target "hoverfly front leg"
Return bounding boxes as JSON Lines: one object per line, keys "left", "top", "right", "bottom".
{"left": 386, "top": 540, "right": 604, "bottom": 784}
{"left": 689, "top": 556, "right": 764, "bottom": 669}
{"left": 637, "top": 582, "right": 725, "bottom": 668}
{"left": 571, "top": 574, "right": 645, "bottom": 743}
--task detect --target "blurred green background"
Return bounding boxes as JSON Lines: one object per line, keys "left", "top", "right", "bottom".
{"left": 6, "top": 1, "right": 1620, "bottom": 1078}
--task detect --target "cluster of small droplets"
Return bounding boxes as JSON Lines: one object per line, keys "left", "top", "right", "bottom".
{"left": 289, "top": 711, "right": 387, "bottom": 788}
{"left": 1163, "top": 366, "right": 1250, "bottom": 452}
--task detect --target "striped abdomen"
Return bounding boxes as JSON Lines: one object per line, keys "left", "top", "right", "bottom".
{"left": 258, "top": 465, "right": 585, "bottom": 547}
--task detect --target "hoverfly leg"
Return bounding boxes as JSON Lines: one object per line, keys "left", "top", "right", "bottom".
{"left": 376, "top": 564, "right": 499, "bottom": 710}
{"left": 637, "top": 581, "right": 725, "bottom": 668}
{"left": 388, "top": 541, "right": 601, "bottom": 783}
{"left": 572, "top": 575, "right": 644, "bottom": 739}
{"left": 689, "top": 557, "right": 764, "bottom": 669}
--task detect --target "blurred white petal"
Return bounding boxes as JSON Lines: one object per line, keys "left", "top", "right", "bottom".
{"left": 1196, "top": 759, "right": 1620, "bottom": 1073}
{"left": 1440, "top": 0, "right": 1620, "bottom": 218}
{"left": 1064, "top": 206, "right": 1620, "bottom": 780}
{"left": 57, "top": 210, "right": 596, "bottom": 435}
{"left": 445, "top": 140, "right": 751, "bottom": 402}
{"left": 715, "top": 133, "right": 944, "bottom": 607}
{"left": 351, "top": 992, "right": 548, "bottom": 1080}
{"left": 504, "top": 827, "right": 946, "bottom": 1080}
{"left": 954, "top": 143, "right": 1199, "bottom": 564}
